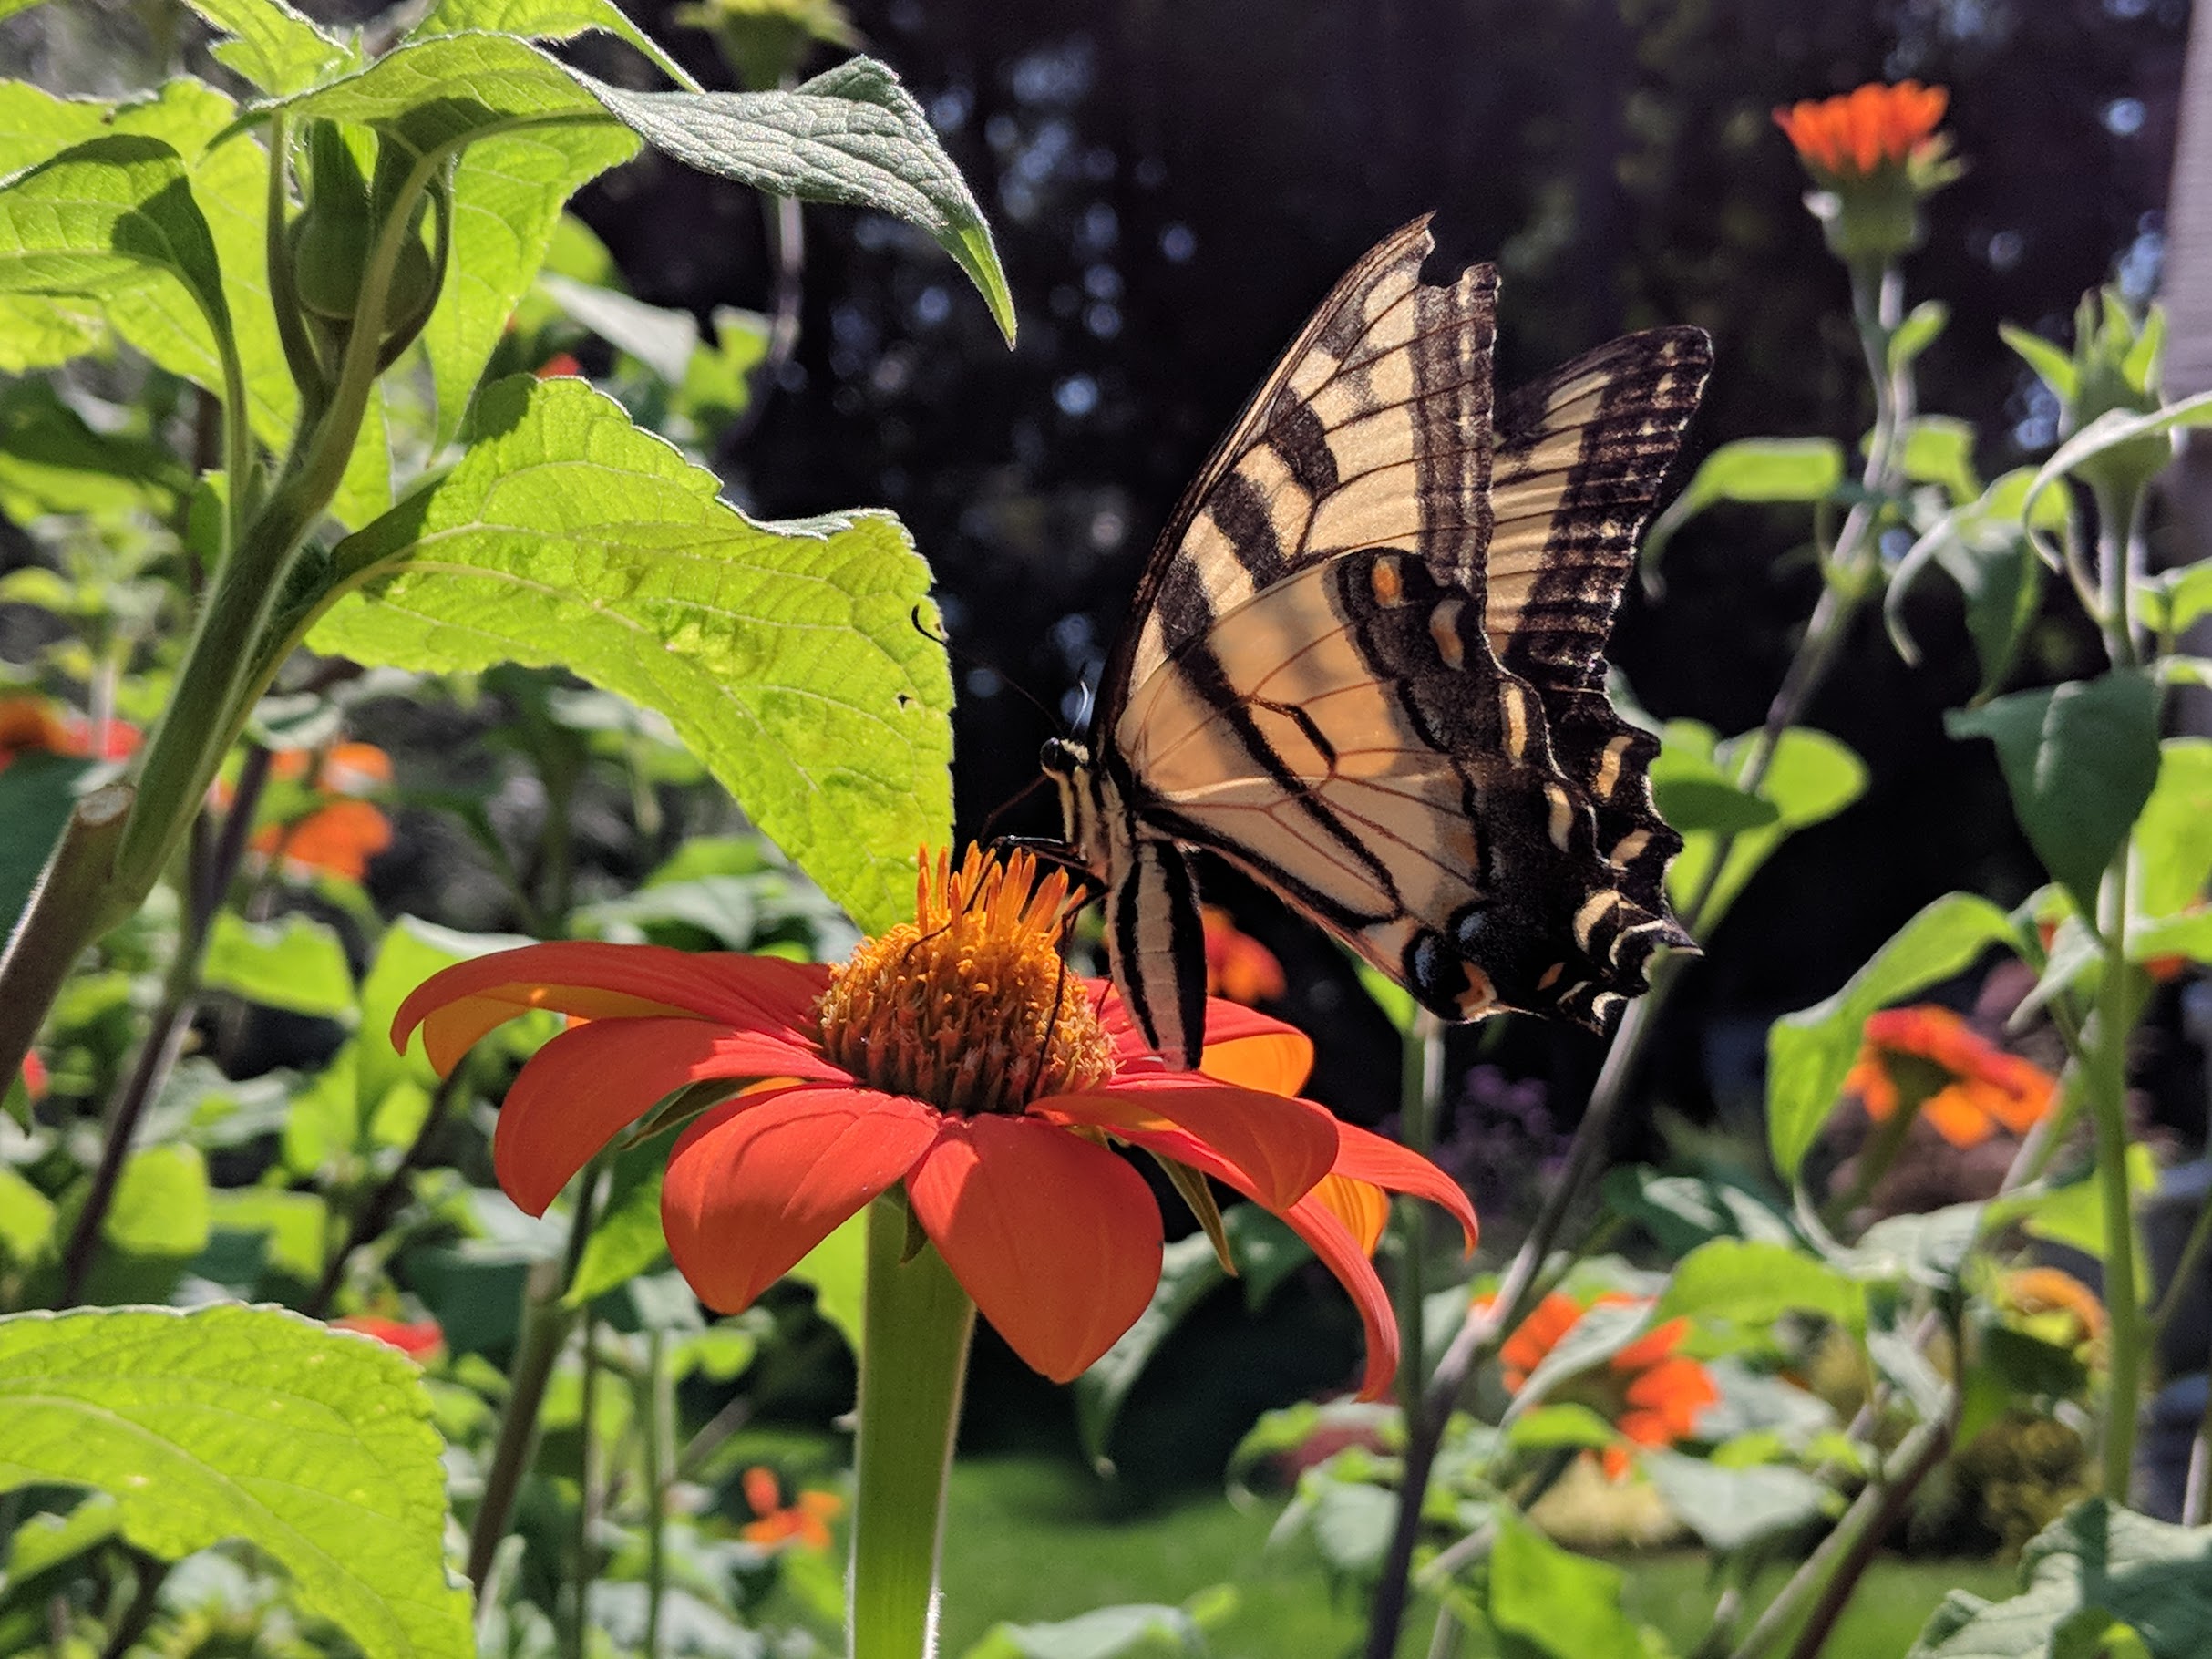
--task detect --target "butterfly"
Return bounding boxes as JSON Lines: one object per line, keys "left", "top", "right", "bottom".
{"left": 1036, "top": 216, "right": 1711, "bottom": 1068}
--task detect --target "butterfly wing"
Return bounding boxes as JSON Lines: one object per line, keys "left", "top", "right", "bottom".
{"left": 1080, "top": 219, "right": 1706, "bottom": 1056}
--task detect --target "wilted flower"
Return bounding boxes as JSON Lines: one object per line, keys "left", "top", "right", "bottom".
{"left": 741, "top": 1468, "right": 842, "bottom": 1551}
{"left": 1495, "top": 1292, "right": 1721, "bottom": 1479}
{"left": 1846, "top": 1005, "right": 2055, "bottom": 1149}
{"left": 394, "top": 848, "right": 1476, "bottom": 1394}
{"left": 1774, "top": 81, "right": 1960, "bottom": 266}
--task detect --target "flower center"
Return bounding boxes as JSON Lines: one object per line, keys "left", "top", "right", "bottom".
{"left": 816, "top": 848, "right": 1116, "bottom": 1116}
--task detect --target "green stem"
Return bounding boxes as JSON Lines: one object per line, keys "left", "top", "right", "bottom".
{"left": 566, "top": 1307, "right": 600, "bottom": 1659}
{"left": 2090, "top": 853, "right": 2145, "bottom": 1502}
{"left": 850, "top": 1194, "right": 975, "bottom": 1659}
{"left": 1394, "top": 1012, "right": 1445, "bottom": 1414}
{"left": 466, "top": 1158, "right": 604, "bottom": 1593}
{"left": 0, "top": 785, "right": 131, "bottom": 1098}
{"left": 643, "top": 1328, "right": 670, "bottom": 1659}
{"left": 2092, "top": 480, "right": 2145, "bottom": 669}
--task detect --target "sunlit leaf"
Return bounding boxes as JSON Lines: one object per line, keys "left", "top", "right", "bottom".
{"left": 103, "top": 1144, "right": 211, "bottom": 1259}
{"left": 312, "top": 376, "right": 951, "bottom": 933}
{"left": 1654, "top": 1239, "right": 1865, "bottom": 1334}
{"left": 1641, "top": 437, "right": 1846, "bottom": 579}
{"left": 1484, "top": 1507, "right": 1645, "bottom": 1659}
{"left": 1766, "top": 893, "right": 2021, "bottom": 1181}
{"left": 202, "top": 911, "right": 355, "bottom": 1018}
{"left": 183, "top": 0, "right": 348, "bottom": 95}
{"left": 407, "top": 0, "right": 696, "bottom": 89}
{"left": 0, "top": 1304, "right": 470, "bottom": 1659}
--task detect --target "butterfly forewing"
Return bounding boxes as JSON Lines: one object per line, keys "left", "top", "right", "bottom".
{"left": 1065, "top": 218, "right": 1708, "bottom": 1061}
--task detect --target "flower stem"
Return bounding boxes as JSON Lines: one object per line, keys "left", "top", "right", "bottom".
{"left": 643, "top": 1328, "right": 671, "bottom": 1659}
{"left": 1394, "top": 1012, "right": 1446, "bottom": 1413}
{"left": 849, "top": 1193, "right": 975, "bottom": 1659}
{"left": 467, "top": 1158, "right": 604, "bottom": 1592}
{"left": 2090, "top": 869, "right": 2145, "bottom": 1502}
{"left": 565, "top": 1307, "right": 600, "bottom": 1659}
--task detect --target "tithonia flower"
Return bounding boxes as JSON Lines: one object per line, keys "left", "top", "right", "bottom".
{"left": 241, "top": 742, "right": 395, "bottom": 881}
{"left": 1496, "top": 1292, "right": 1721, "bottom": 1479}
{"left": 1202, "top": 904, "right": 1287, "bottom": 1005}
{"left": 0, "top": 694, "right": 138, "bottom": 773}
{"left": 1773, "top": 81, "right": 1960, "bottom": 265}
{"left": 1846, "top": 1005, "right": 2055, "bottom": 1149}
{"left": 392, "top": 848, "right": 1476, "bottom": 1393}
{"left": 334, "top": 1314, "right": 445, "bottom": 1362}
{"left": 1999, "top": 1267, "right": 2105, "bottom": 1356}
{"left": 741, "top": 1467, "right": 841, "bottom": 1551}
{"left": 535, "top": 351, "right": 583, "bottom": 379}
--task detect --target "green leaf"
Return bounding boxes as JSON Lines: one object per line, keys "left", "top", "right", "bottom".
{"left": 1654, "top": 1240, "right": 1865, "bottom": 1334}
{"left": 1898, "top": 416, "right": 1981, "bottom": 504}
{"left": 208, "top": 1187, "right": 328, "bottom": 1283}
{"left": 1486, "top": 1508, "right": 1645, "bottom": 1659}
{"left": 1908, "top": 1499, "right": 2212, "bottom": 1659}
{"left": 567, "top": 1128, "right": 676, "bottom": 1308}
{"left": 965, "top": 1603, "right": 1208, "bottom": 1659}
{"left": 2138, "top": 562, "right": 2212, "bottom": 640}
{"left": 408, "top": 0, "right": 696, "bottom": 91}
{"left": 1888, "top": 300, "right": 1948, "bottom": 375}
{"left": 1846, "top": 1203, "right": 1986, "bottom": 1290}
{"left": 2135, "top": 740, "right": 2212, "bottom": 920}
{"left": 2023, "top": 392, "right": 2212, "bottom": 520}
{"left": 358, "top": 915, "right": 530, "bottom": 1114}
{"left": 202, "top": 911, "right": 355, "bottom": 1018}
{"left": 2001, "top": 322, "right": 2080, "bottom": 403}
{"left": 103, "top": 1144, "right": 211, "bottom": 1258}
{"left": 1642, "top": 438, "right": 1846, "bottom": 576}
{"left": 0, "top": 1166, "right": 56, "bottom": 1266}
{"left": 0, "top": 1304, "right": 471, "bottom": 1659}
{"left": 1766, "top": 892, "right": 2021, "bottom": 1180}
{"left": 1642, "top": 1451, "right": 1834, "bottom": 1553}
{"left": 787, "top": 1206, "right": 868, "bottom": 1355}
{"left": 1309, "top": 1479, "right": 1397, "bottom": 1577}
{"left": 1948, "top": 670, "right": 2164, "bottom": 916}
{"left": 581, "top": 58, "right": 1013, "bottom": 344}
{"left": 1665, "top": 726, "right": 1867, "bottom": 930}
{"left": 1075, "top": 1231, "right": 1228, "bottom": 1475}
{"left": 0, "top": 132, "right": 233, "bottom": 364}
{"left": 2020, "top": 1147, "right": 2156, "bottom": 1273}
{"left": 1602, "top": 1167, "right": 1795, "bottom": 1256}
{"left": 1510, "top": 1299, "right": 1651, "bottom": 1417}
{"left": 312, "top": 376, "right": 951, "bottom": 933}
{"left": 539, "top": 271, "right": 700, "bottom": 383}
{"left": 0, "top": 376, "right": 190, "bottom": 519}
{"left": 259, "top": 39, "right": 1013, "bottom": 343}
{"left": 421, "top": 125, "right": 639, "bottom": 445}
{"left": 183, "top": 0, "right": 348, "bottom": 95}
{"left": 1503, "top": 1402, "right": 1618, "bottom": 1452}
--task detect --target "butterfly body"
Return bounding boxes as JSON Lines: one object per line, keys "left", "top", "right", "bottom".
{"left": 1043, "top": 218, "right": 1710, "bottom": 1069}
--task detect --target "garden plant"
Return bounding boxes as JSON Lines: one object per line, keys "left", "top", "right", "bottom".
{"left": 0, "top": 3, "right": 2209, "bottom": 1658}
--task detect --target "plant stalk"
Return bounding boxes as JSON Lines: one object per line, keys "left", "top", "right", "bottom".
{"left": 1394, "top": 1012, "right": 1446, "bottom": 1413}
{"left": 643, "top": 1328, "right": 671, "bottom": 1659}
{"left": 849, "top": 1194, "right": 974, "bottom": 1659}
{"left": 0, "top": 785, "right": 132, "bottom": 1100}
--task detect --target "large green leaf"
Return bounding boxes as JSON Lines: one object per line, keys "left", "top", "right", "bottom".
{"left": 104, "top": 1145, "right": 211, "bottom": 1258}
{"left": 0, "top": 132, "right": 232, "bottom": 356}
{"left": 2135, "top": 739, "right": 2212, "bottom": 920}
{"left": 1909, "top": 1499, "right": 2212, "bottom": 1658}
{"left": 1887, "top": 468, "right": 2061, "bottom": 699}
{"left": 1653, "top": 1239, "right": 1865, "bottom": 1334}
{"left": 202, "top": 911, "right": 356, "bottom": 1018}
{"left": 184, "top": 0, "right": 349, "bottom": 95}
{"left": 0, "top": 1304, "right": 470, "bottom": 1659}
{"left": 1667, "top": 725, "right": 1867, "bottom": 930}
{"left": 1484, "top": 1508, "right": 1646, "bottom": 1659}
{"left": 311, "top": 376, "right": 950, "bottom": 933}
{"left": 420, "top": 123, "right": 638, "bottom": 444}
{"left": 1766, "top": 892, "right": 2021, "bottom": 1180}
{"left": 1948, "top": 670, "right": 2163, "bottom": 916}
{"left": 257, "top": 37, "right": 1013, "bottom": 343}
{"left": 1641, "top": 437, "right": 1846, "bottom": 578}
{"left": 1642, "top": 1450, "right": 1835, "bottom": 1553}
{"left": 407, "top": 0, "right": 694, "bottom": 90}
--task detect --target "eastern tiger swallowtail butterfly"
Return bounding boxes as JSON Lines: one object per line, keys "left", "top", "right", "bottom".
{"left": 1036, "top": 216, "right": 1711, "bottom": 1068}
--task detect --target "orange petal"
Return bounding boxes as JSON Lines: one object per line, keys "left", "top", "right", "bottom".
{"left": 742, "top": 1467, "right": 780, "bottom": 1517}
{"left": 1050, "top": 1075, "right": 1338, "bottom": 1209}
{"left": 1920, "top": 1085, "right": 1994, "bottom": 1149}
{"left": 1309, "top": 1173, "right": 1390, "bottom": 1255}
{"left": 663, "top": 1085, "right": 941, "bottom": 1313}
{"left": 1099, "top": 987, "right": 1314, "bottom": 1093}
{"left": 1327, "top": 1121, "right": 1478, "bottom": 1251}
{"left": 1278, "top": 1190, "right": 1400, "bottom": 1400}
{"left": 495, "top": 1016, "right": 823, "bottom": 1212}
{"left": 393, "top": 943, "right": 830, "bottom": 1076}
{"left": 906, "top": 1114, "right": 1162, "bottom": 1383}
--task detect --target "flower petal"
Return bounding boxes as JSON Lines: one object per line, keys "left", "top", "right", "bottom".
{"left": 1048, "top": 1075, "right": 1338, "bottom": 1209}
{"left": 1328, "top": 1122, "right": 1478, "bottom": 1251}
{"left": 1309, "top": 1173, "right": 1390, "bottom": 1255}
{"left": 663, "top": 1085, "right": 941, "bottom": 1313}
{"left": 1278, "top": 1191, "right": 1400, "bottom": 1401}
{"left": 906, "top": 1114, "right": 1161, "bottom": 1383}
{"left": 393, "top": 943, "right": 831, "bottom": 1076}
{"left": 1098, "top": 986, "right": 1314, "bottom": 1094}
{"left": 496, "top": 1016, "right": 821, "bottom": 1213}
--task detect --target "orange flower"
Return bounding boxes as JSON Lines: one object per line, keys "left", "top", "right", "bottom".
{"left": 741, "top": 1468, "right": 842, "bottom": 1551}
{"left": 1496, "top": 1292, "right": 1721, "bottom": 1479}
{"left": 2001, "top": 1267, "right": 2105, "bottom": 1351}
{"left": 536, "top": 351, "right": 583, "bottom": 379}
{"left": 0, "top": 694, "right": 137, "bottom": 772}
{"left": 1846, "top": 1005, "right": 2055, "bottom": 1149}
{"left": 334, "top": 1314, "right": 445, "bottom": 1362}
{"left": 17, "top": 1052, "right": 46, "bottom": 1101}
{"left": 1201, "top": 905, "right": 1286, "bottom": 1005}
{"left": 1773, "top": 81, "right": 1949, "bottom": 181}
{"left": 245, "top": 741, "right": 395, "bottom": 881}
{"left": 393, "top": 849, "right": 1476, "bottom": 1393}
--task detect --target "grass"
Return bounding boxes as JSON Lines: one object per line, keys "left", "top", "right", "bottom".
{"left": 929, "top": 1455, "right": 2021, "bottom": 1659}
